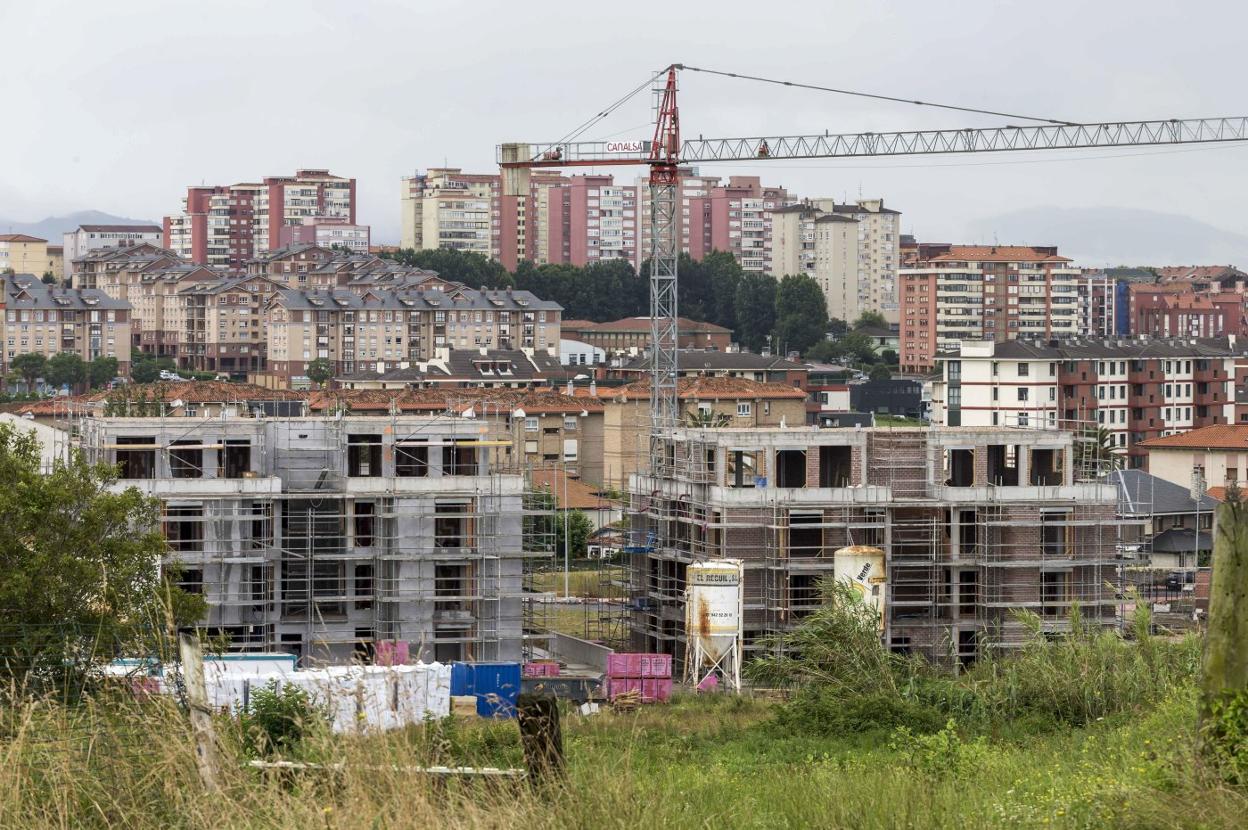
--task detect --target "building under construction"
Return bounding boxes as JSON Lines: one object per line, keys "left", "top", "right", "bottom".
{"left": 628, "top": 425, "right": 1126, "bottom": 666}
{"left": 77, "top": 411, "right": 552, "bottom": 665}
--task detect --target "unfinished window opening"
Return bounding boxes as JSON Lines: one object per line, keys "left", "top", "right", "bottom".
{"left": 946, "top": 448, "right": 974, "bottom": 487}
{"left": 1041, "top": 570, "right": 1069, "bottom": 617}
{"left": 985, "top": 444, "right": 1020, "bottom": 486}
{"left": 312, "top": 561, "right": 346, "bottom": 617}
{"left": 434, "top": 502, "right": 469, "bottom": 549}
{"left": 442, "top": 442, "right": 478, "bottom": 476}
{"left": 958, "top": 569, "right": 978, "bottom": 617}
{"left": 435, "top": 564, "right": 471, "bottom": 615}
{"left": 354, "top": 501, "right": 376, "bottom": 547}
{"left": 434, "top": 637, "right": 464, "bottom": 663}
{"left": 858, "top": 509, "right": 886, "bottom": 548}
{"left": 177, "top": 568, "right": 203, "bottom": 595}
{"left": 222, "top": 439, "right": 251, "bottom": 478}
{"left": 353, "top": 628, "right": 375, "bottom": 664}
{"left": 164, "top": 504, "right": 203, "bottom": 553}
{"left": 1029, "top": 447, "right": 1063, "bottom": 486}
{"left": 957, "top": 509, "right": 978, "bottom": 557}
{"left": 169, "top": 440, "right": 203, "bottom": 479}
{"left": 776, "top": 449, "right": 807, "bottom": 488}
{"left": 727, "top": 450, "right": 759, "bottom": 488}
{"left": 788, "top": 513, "right": 823, "bottom": 559}
{"left": 891, "top": 566, "right": 934, "bottom": 618}
{"left": 957, "top": 629, "right": 978, "bottom": 667}
{"left": 347, "top": 433, "right": 382, "bottom": 477}
{"left": 248, "top": 501, "right": 272, "bottom": 550}
{"left": 248, "top": 565, "right": 267, "bottom": 604}
{"left": 1041, "top": 511, "right": 1070, "bottom": 558}
{"left": 704, "top": 447, "right": 716, "bottom": 478}
{"left": 354, "top": 563, "right": 373, "bottom": 610}
{"left": 115, "top": 435, "right": 155, "bottom": 479}
{"left": 889, "top": 636, "right": 912, "bottom": 655}
{"left": 394, "top": 444, "right": 429, "bottom": 476}
{"left": 818, "top": 445, "right": 852, "bottom": 487}
{"left": 789, "top": 574, "right": 820, "bottom": 619}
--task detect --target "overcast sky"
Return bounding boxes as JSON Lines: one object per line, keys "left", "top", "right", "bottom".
{"left": 2, "top": 0, "right": 1246, "bottom": 264}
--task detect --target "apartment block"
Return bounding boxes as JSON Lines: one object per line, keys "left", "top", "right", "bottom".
{"left": 77, "top": 412, "right": 535, "bottom": 664}
{"left": 164, "top": 169, "right": 356, "bottom": 269}
{"left": 1128, "top": 282, "right": 1248, "bottom": 338}
{"left": 0, "top": 234, "right": 47, "bottom": 275}
{"left": 771, "top": 205, "right": 861, "bottom": 321}
{"left": 278, "top": 219, "right": 371, "bottom": 254}
{"left": 629, "top": 426, "right": 1121, "bottom": 666}
{"left": 62, "top": 224, "right": 163, "bottom": 281}
{"left": 72, "top": 241, "right": 179, "bottom": 291}
{"left": 548, "top": 175, "right": 641, "bottom": 267}
{"left": 265, "top": 286, "right": 562, "bottom": 386}
{"left": 900, "top": 245, "right": 1082, "bottom": 373}
{"left": 1, "top": 273, "right": 132, "bottom": 374}
{"left": 827, "top": 200, "right": 902, "bottom": 322}
{"left": 930, "top": 337, "right": 1248, "bottom": 467}
{"left": 561, "top": 317, "right": 731, "bottom": 356}
{"left": 177, "top": 276, "right": 287, "bottom": 375}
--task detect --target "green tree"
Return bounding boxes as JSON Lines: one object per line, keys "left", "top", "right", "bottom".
{"left": 853, "top": 311, "right": 888, "bottom": 330}
{"left": 88, "top": 356, "right": 119, "bottom": 389}
{"left": 10, "top": 353, "right": 46, "bottom": 390}
{"left": 556, "top": 509, "right": 594, "bottom": 560}
{"left": 41, "top": 272, "right": 55, "bottom": 285}
{"left": 869, "top": 365, "right": 893, "bottom": 381}
{"left": 827, "top": 317, "right": 850, "bottom": 338}
{"left": 0, "top": 423, "right": 205, "bottom": 694}
{"left": 703, "top": 250, "right": 745, "bottom": 330}
{"left": 881, "top": 348, "right": 899, "bottom": 366}
{"left": 385, "top": 248, "right": 511, "bottom": 289}
{"left": 829, "top": 331, "right": 880, "bottom": 365}
{"left": 734, "top": 272, "right": 778, "bottom": 352}
{"left": 44, "top": 352, "right": 86, "bottom": 392}
{"left": 774, "top": 275, "right": 829, "bottom": 356}
{"left": 306, "top": 358, "right": 333, "bottom": 389}
{"left": 129, "top": 353, "right": 175, "bottom": 384}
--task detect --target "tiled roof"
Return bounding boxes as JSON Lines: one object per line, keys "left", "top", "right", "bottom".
{"left": 530, "top": 469, "right": 619, "bottom": 511}
{"left": 620, "top": 349, "right": 806, "bottom": 372}
{"left": 612, "top": 376, "right": 807, "bottom": 401}
{"left": 927, "top": 245, "right": 1070, "bottom": 263}
{"left": 1110, "top": 469, "right": 1220, "bottom": 515}
{"left": 1137, "top": 424, "right": 1248, "bottom": 450}
{"left": 273, "top": 286, "right": 561, "bottom": 312}
{"left": 90, "top": 381, "right": 304, "bottom": 403}
{"left": 306, "top": 387, "right": 604, "bottom": 415}
{"left": 3, "top": 274, "right": 128, "bottom": 309}
{"left": 0, "top": 233, "right": 46, "bottom": 242}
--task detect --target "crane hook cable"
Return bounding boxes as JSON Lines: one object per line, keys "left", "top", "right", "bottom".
{"left": 679, "top": 63, "right": 1080, "bottom": 126}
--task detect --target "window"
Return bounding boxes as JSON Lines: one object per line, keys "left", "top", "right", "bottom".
{"left": 347, "top": 434, "right": 382, "bottom": 477}
{"left": 354, "top": 502, "right": 376, "bottom": 547}
{"left": 396, "top": 443, "right": 428, "bottom": 477}
{"left": 525, "top": 417, "right": 539, "bottom": 432}
{"left": 737, "top": 402, "right": 752, "bottom": 417}
{"left": 1017, "top": 388, "right": 1029, "bottom": 402}
{"left": 563, "top": 416, "right": 578, "bottom": 431}
{"left": 727, "top": 450, "right": 759, "bottom": 488}
{"left": 1018, "top": 363, "right": 1030, "bottom": 377}
{"left": 1228, "top": 468, "right": 1239, "bottom": 483}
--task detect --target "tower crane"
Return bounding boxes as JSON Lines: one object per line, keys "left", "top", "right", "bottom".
{"left": 499, "top": 63, "right": 1248, "bottom": 439}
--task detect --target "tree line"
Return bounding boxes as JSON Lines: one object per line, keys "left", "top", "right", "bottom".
{"left": 384, "top": 248, "right": 832, "bottom": 356}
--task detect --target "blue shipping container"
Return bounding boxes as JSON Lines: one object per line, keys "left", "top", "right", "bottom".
{"left": 449, "top": 662, "right": 522, "bottom": 718}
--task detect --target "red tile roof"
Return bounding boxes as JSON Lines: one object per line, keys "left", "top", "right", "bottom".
{"left": 1137, "top": 425, "right": 1248, "bottom": 450}
{"left": 92, "top": 381, "right": 304, "bottom": 403}
{"left": 0, "top": 233, "right": 46, "bottom": 243}
{"left": 530, "top": 469, "right": 620, "bottom": 511}
{"left": 306, "top": 388, "right": 604, "bottom": 415}
{"left": 611, "top": 376, "right": 806, "bottom": 401}
{"left": 927, "top": 245, "right": 1071, "bottom": 263}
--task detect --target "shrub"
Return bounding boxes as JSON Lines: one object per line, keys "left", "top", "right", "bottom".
{"left": 774, "top": 688, "right": 945, "bottom": 736}
{"left": 889, "top": 719, "right": 992, "bottom": 777}
{"left": 239, "top": 680, "right": 325, "bottom": 758}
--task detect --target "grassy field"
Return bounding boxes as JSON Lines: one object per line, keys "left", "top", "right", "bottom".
{"left": 2, "top": 687, "right": 1245, "bottom": 829}
{"left": 528, "top": 567, "right": 625, "bottom": 599}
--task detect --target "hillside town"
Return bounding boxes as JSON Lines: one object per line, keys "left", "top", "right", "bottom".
{"left": 3, "top": 4, "right": 1248, "bottom": 826}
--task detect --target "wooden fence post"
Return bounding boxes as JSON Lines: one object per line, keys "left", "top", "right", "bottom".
{"left": 179, "top": 633, "right": 221, "bottom": 792}
{"left": 516, "top": 693, "right": 564, "bottom": 782}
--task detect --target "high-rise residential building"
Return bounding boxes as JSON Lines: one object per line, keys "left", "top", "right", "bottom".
{"left": 399, "top": 168, "right": 568, "bottom": 270}
{"left": 62, "top": 224, "right": 163, "bottom": 281}
{"left": 899, "top": 244, "right": 1081, "bottom": 373}
{"left": 771, "top": 205, "right": 860, "bottom": 321}
{"left": 0, "top": 234, "right": 48, "bottom": 275}
{"left": 771, "top": 199, "right": 901, "bottom": 323}
{"left": 1128, "top": 282, "right": 1248, "bottom": 338}
{"left": 547, "top": 175, "right": 641, "bottom": 267}
{"left": 163, "top": 170, "right": 356, "bottom": 270}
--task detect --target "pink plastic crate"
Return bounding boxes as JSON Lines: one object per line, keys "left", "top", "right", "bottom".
{"left": 607, "top": 653, "right": 643, "bottom": 678}
{"left": 523, "top": 662, "right": 561, "bottom": 678}
{"left": 642, "top": 678, "right": 673, "bottom": 703}
{"left": 608, "top": 677, "right": 644, "bottom": 700}
{"left": 375, "top": 640, "right": 409, "bottom": 666}
{"left": 641, "top": 654, "right": 673, "bottom": 678}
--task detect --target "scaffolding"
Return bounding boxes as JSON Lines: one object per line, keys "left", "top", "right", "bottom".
{"left": 65, "top": 397, "right": 557, "bottom": 667}
{"left": 626, "top": 424, "right": 1137, "bottom": 669}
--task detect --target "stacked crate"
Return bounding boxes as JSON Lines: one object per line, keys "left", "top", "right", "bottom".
{"left": 606, "top": 653, "right": 672, "bottom": 703}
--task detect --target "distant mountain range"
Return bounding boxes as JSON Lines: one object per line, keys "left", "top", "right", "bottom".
{"left": 964, "top": 207, "right": 1248, "bottom": 268}
{"left": 0, "top": 210, "right": 161, "bottom": 242}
